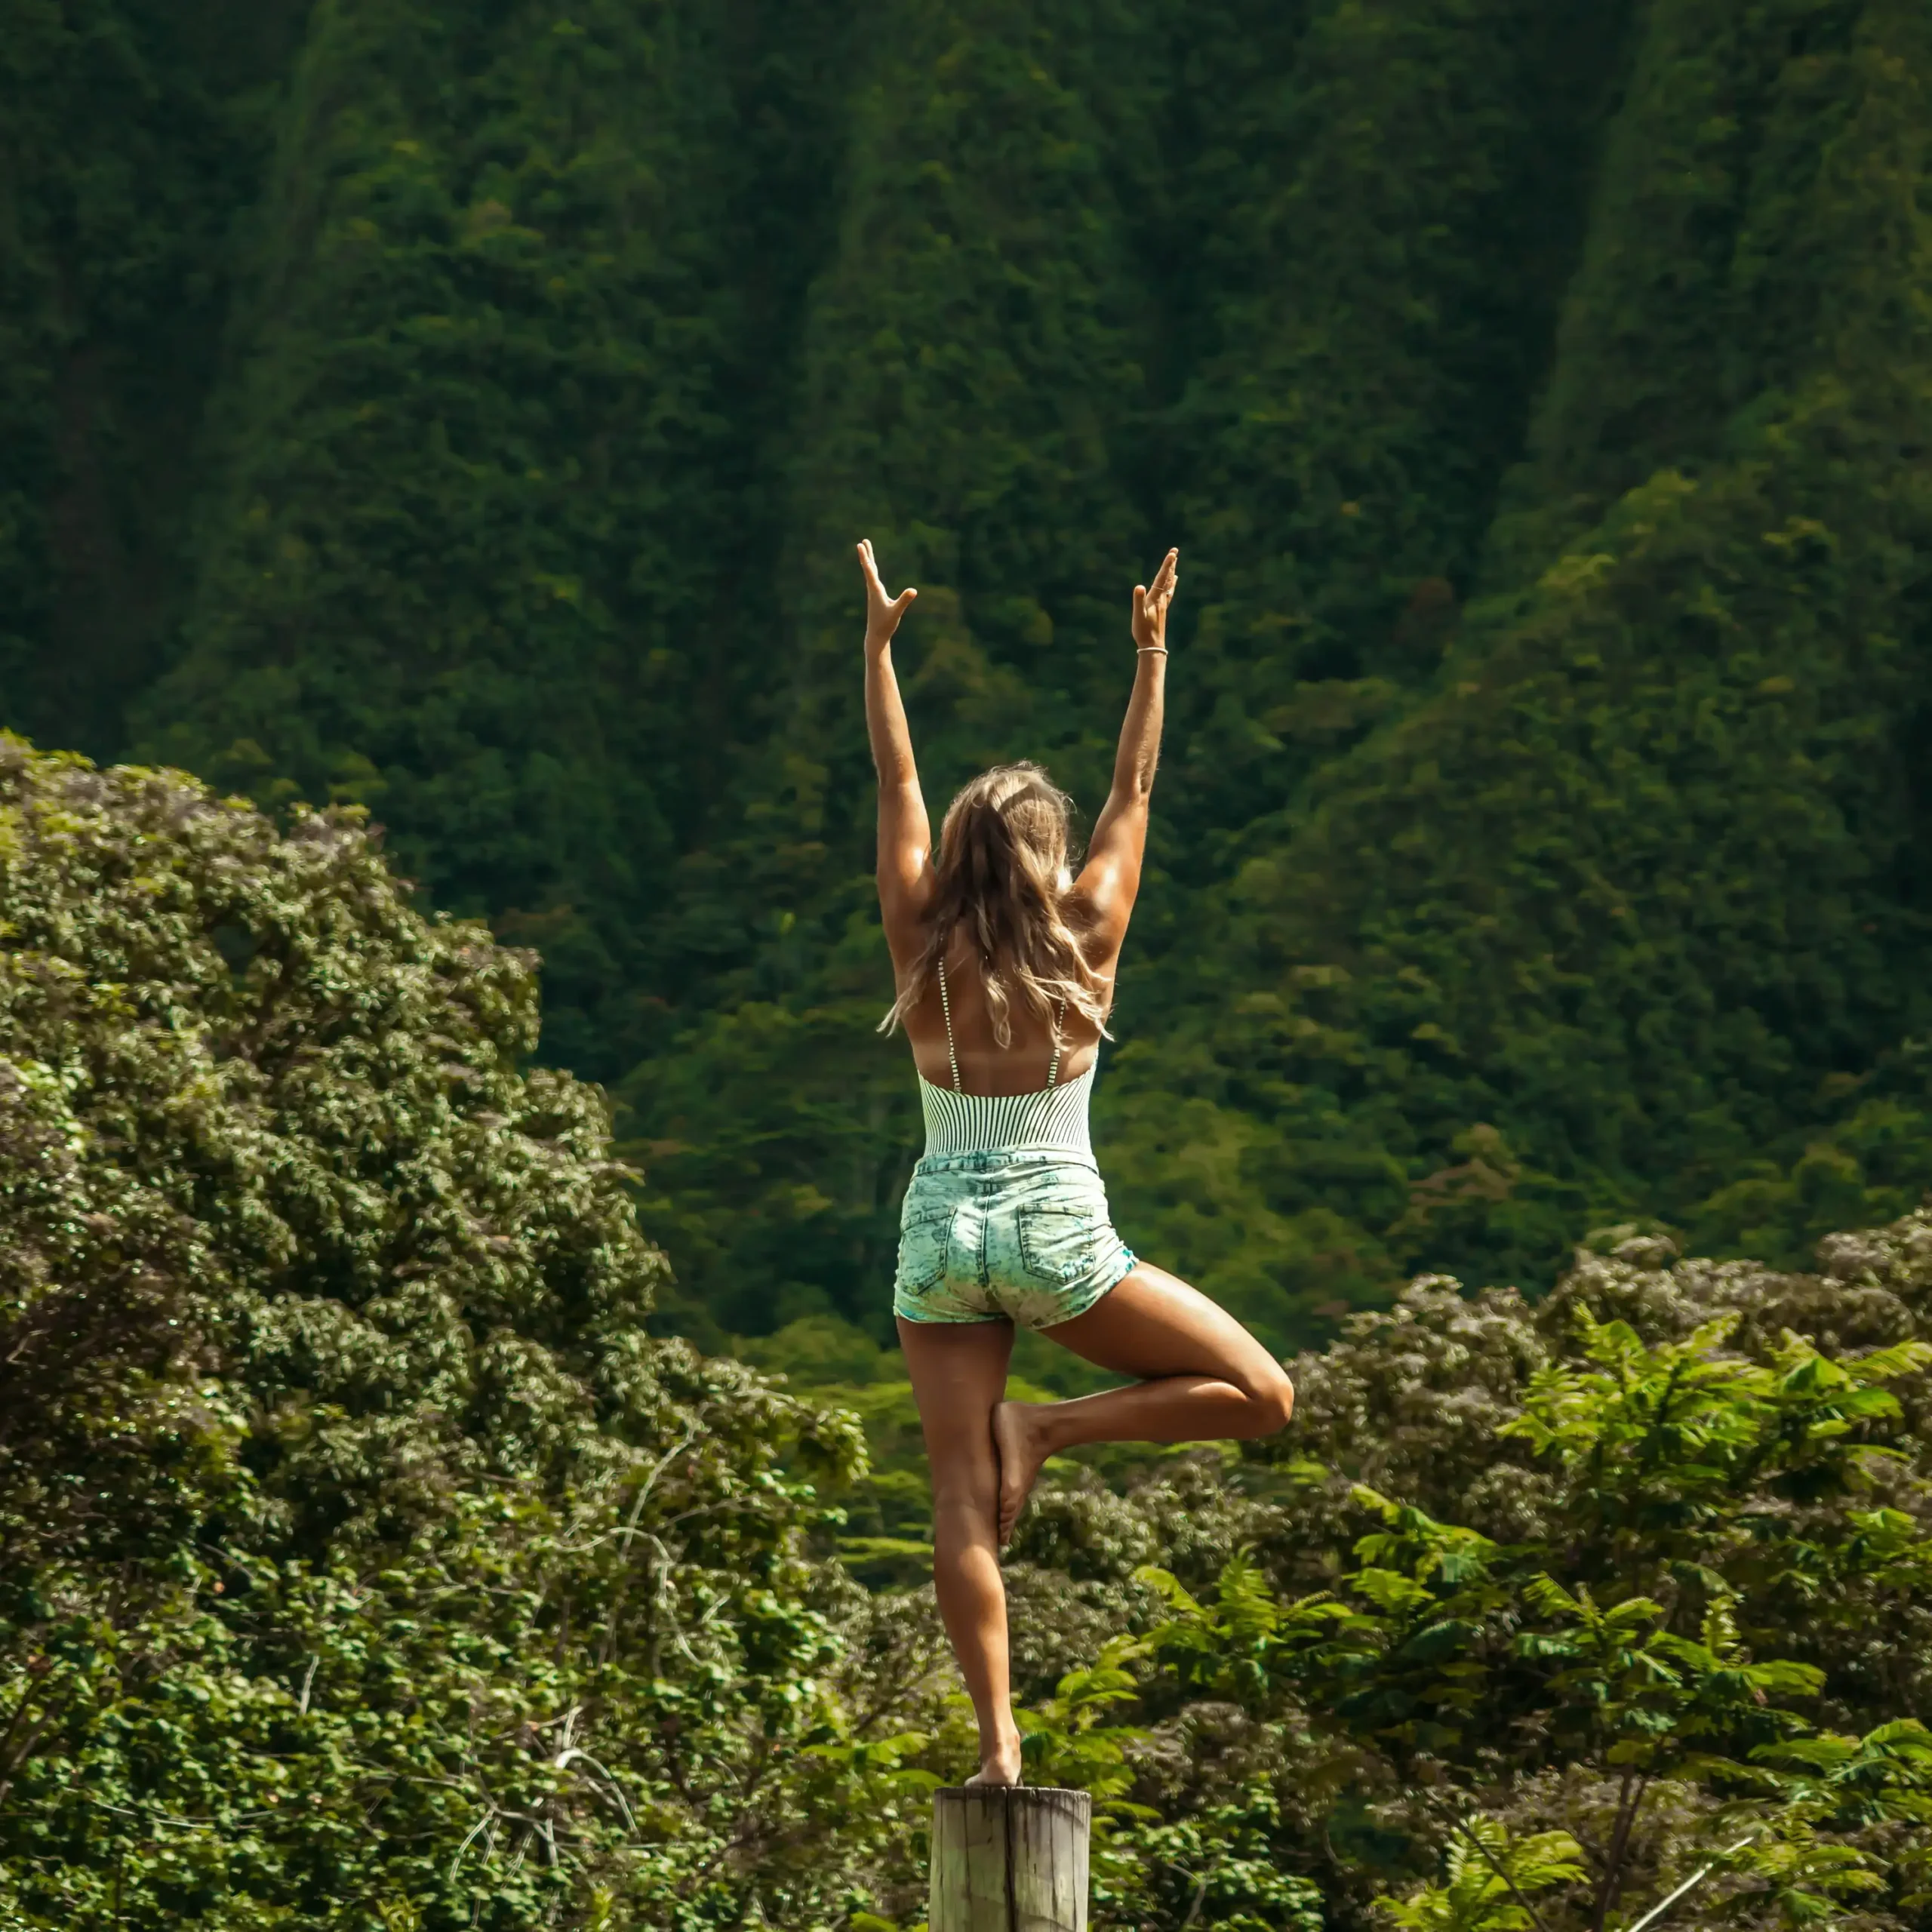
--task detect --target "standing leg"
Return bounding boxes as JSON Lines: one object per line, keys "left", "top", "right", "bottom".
{"left": 897, "top": 1314, "right": 1023, "bottom": 1783}
{"left": 991, "top": 1263, "right": 1294, "bottom": 1541}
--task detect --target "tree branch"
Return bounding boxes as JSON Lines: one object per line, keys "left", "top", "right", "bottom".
{"left": 1595, "top": 1768, "right": 1648, "bottom": 1932}
{"left": 1459, "top": 1819, "right": 1557, "bottom": 1932}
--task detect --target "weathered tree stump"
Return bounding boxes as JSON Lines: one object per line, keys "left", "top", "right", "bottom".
{"left": 930, "top": 1786, "right": 1091, "bottom": 1932}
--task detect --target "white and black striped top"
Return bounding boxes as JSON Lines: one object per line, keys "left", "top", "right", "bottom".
{"left": 919, "top": 958, "right": 1098, "bottom": 1161}
{"left": 917, "top": 1064, "right": 1097, "bottom": 1163}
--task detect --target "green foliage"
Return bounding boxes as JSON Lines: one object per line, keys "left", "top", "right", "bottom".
{"left": 134, "top": 0, "right": 851, "bottom": 1081}
{"left": 8, "top": 0, "right": 1930, "bottom": 1355}
{"left": 1017, "top": 1634, "right": 1152, "bottom": 1800}
{"left": 1112, "top": 1786, "right": 1327, "bottom": 1932}
{"left": 0, "top": 741, "right": 931, "bottom": 1927}
{"left": 10, "top": 728, "right": 1932, "bottom": 1929}
{"left": 1101, "top": 1220, "right": 1932, "bottom": 1930}
{"left": 1377, "top": 1818, "right": 1586, "bottom": 1932}
{"left": 0, "top": 1465, "right": 931, "bottom": 1930}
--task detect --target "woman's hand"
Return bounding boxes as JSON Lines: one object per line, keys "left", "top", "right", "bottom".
{"left": 861, "top": 539, "right": 933, "bottom": 938}
{"left": 1131, "top": 546, "right": 1180, "bottom": 651}
{"left": 859, "top": 539, "right": 918, "bottom": 648}
{"left": 1076, "top": 547, "right": 1177, "bottom": 955}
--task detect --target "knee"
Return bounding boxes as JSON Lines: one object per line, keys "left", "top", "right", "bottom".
{"left": 1245, "top": 1366, "right": 1295, "bottom": 1435}
{"left": 931, "top": 1470, "right": 998, "bottom": 1527}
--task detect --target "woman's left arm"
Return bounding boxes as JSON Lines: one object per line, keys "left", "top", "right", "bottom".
{"left": 859, "top": 540, "right": 932, "bottom": 959}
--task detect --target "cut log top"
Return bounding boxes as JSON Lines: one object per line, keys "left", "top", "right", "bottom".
{"left": 931, "top": 1787, "right": 1093, "bottom": 1932}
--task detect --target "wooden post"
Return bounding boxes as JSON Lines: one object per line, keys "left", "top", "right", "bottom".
{"left": 930, "top": 1786, "right": 1091, "bottom": 1932}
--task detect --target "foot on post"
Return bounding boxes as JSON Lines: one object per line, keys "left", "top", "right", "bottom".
{"left": 991, "top": 1400, "right": 1051, "bottom": 1545}
{"left": 964, "top": 1728, "right": 1024, "bottom": 1787}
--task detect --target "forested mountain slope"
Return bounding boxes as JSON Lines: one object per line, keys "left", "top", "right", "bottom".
{"left": 0, "top": 0, "right": 312, "bottom": 752}
{"left": 3, "top": 0, "right": 1927, "bottom": 1352}
{"left": 1101, "top": 0, "right": 1932, "bottom": 1334}
{"left": 133, "top": 0, "right": 844, "bottom": 1078}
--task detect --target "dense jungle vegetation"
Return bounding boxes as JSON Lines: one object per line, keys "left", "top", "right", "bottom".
{"left": 5, "top": 746, "right": 1932, "bottom": 1930}
{"left": 3, "top": 0, "right": 1931, "bottom": 1924}
{"left": 5, "top": 0, "right": 1927, "bottom": 1359}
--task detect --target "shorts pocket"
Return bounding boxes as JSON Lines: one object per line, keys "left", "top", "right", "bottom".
{"left": 1017, "top": 1205, "right": 1100, "bottom": 1288}
{"left": 897, "top": 1209, "right": 953, "bottom": 1294}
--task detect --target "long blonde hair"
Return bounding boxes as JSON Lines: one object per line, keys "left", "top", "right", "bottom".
{"left": 881, "top": 762, "right": 1111, "bottom": 1048}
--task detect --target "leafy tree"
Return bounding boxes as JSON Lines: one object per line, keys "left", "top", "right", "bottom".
{"left": 0, "top": 738, "right": 931, "bottom": 1927}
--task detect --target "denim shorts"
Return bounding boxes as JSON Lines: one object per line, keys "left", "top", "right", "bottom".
{"left": 894, "top": 1150, "right": 1137, "bottom": 1331}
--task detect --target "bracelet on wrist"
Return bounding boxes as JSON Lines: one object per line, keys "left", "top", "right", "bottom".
{"left": 1137, "top": 645, "right": 1168, "bottom": 655}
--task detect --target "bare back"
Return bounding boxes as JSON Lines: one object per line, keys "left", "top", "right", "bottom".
{"left": 859, "top": 539, "right": 1177, "bottom": 1097}
{"left": 899, "top": 924, "right": 1112, "bottom": 1095}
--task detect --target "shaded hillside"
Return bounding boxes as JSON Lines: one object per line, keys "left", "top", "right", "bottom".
{"left": 1162, "top": 0, "right": 1626, "bottom": 852}
{"left": 132, "top": 0, "right": 853, "bottom": 1076}
{"left": 614, "top": 0, "right": 1637, "bottom": 1345}
{"left": 1097, "top": 0, "right": 1932, "bottom": 1337}
{"left": 0, "top": 738, "right": 890, "bottom": 1927}
{"left": 0, "top": 0, "right": 311, "bottom": 756}
{"left": 4, "top": 0, "right": 1927, "bottom": 1352}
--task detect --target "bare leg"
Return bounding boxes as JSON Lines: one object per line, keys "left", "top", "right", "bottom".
{"left": 896, "top": 1314, "right": 1023, "bottom": 1784}
{"left": 991, "top": 1263, "right": 1294, "bottom": 1541}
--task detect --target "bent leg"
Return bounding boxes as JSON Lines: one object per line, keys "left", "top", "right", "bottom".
{"left": 897, "top": 1314, "right": 1022, "bottom": 1783}
{"left": 992, "top": 1263, "right": 1294, "bottom": 1540}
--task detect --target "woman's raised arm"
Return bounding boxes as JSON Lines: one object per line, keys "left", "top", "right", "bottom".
{"left": 860, "top": 539, "right": 933, "bottom": 961}
{"left": 1075, "top": 547, "right": 1178, "bottom": 952}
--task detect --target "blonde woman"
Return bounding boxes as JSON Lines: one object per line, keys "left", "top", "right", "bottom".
{"left": 860, "top": 539, "right": 1295, "bottom": 1787}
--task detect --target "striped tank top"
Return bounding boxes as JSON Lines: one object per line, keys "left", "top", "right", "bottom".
{"left": 916, "top": 960, "right": 1097, "bottom": 1164}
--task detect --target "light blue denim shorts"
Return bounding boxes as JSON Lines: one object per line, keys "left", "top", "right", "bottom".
{"left": 894, "top": 1150, "right": 1137, "bottom": 1331}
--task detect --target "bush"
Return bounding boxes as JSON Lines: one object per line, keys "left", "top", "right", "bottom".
{"left": 0, "top": 741, "right": 915, "bottom": 1928}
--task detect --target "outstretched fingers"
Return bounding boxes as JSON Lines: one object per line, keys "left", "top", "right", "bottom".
{"left": 858, "top": 539, "right": 918, "bottom": 632}
{"left": 1131, "top": 549, "right": 1180, "bottom": 637}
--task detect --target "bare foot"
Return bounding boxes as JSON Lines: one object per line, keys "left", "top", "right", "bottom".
{"left": 991, "top": 1401, "right": 1051, "bottom": 1544}
{"left": 964, "top": 1733, "right": 1024, "bottom": 1786}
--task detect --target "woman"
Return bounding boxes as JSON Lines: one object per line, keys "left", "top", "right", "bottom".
{"left": 860, "top": 537, "right": 1296, "bottom": 1787}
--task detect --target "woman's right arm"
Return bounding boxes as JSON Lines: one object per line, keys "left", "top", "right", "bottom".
{"left": 1075, "top": 548, "right": 1178, "bottom": 953}
{"left": 859, "top": 539, "right": 933, "bottom": 965}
